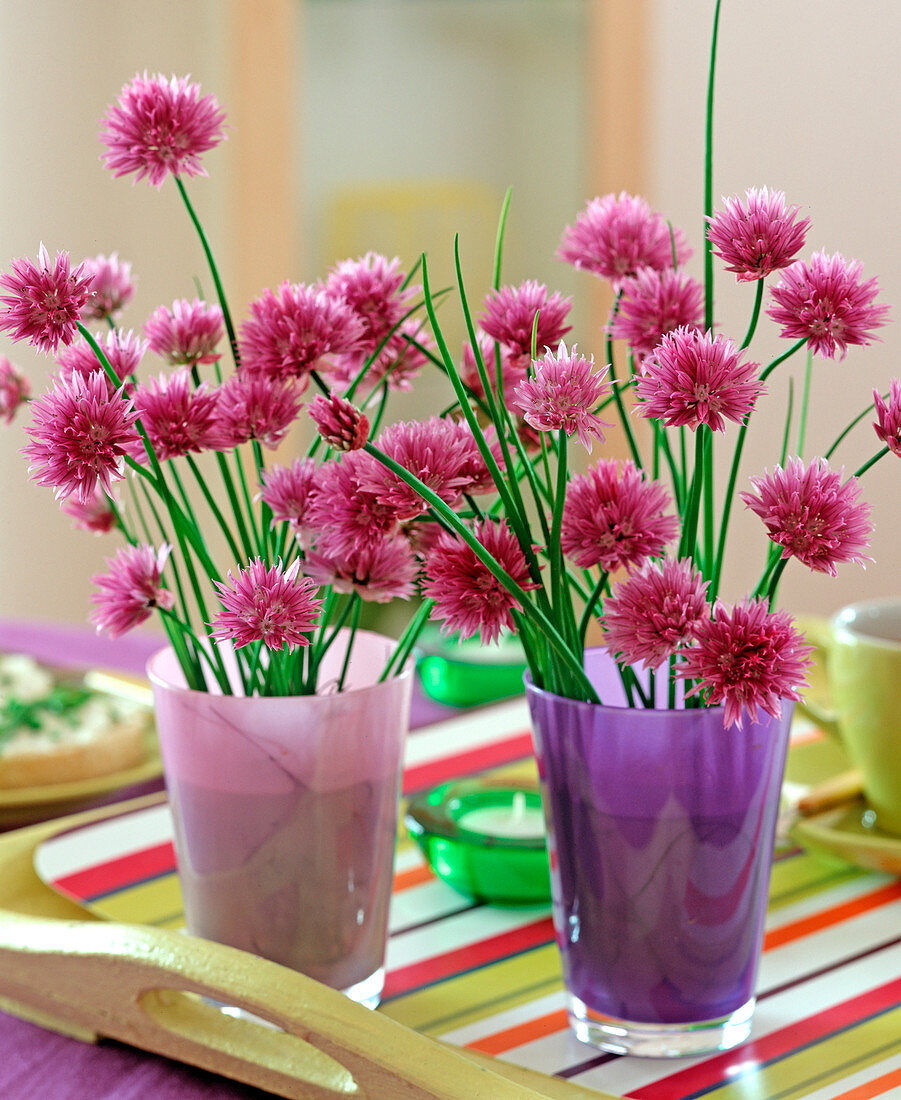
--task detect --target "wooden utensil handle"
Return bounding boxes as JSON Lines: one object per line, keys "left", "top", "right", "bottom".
{"left": 0, "top": 908, "right": 608, "bottom": 1099}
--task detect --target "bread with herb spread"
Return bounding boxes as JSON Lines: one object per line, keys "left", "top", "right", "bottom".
{"left": 0, "top": 654, "right": 150, "bottom": 788}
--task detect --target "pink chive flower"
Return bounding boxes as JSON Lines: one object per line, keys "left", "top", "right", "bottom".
{"left": 478, "top": 281, "right": 572, "bottom": 362}
{"left": 90, "top": 543, "right": 175, "bottom": 638}
{"left": 80, "top": 253, "right": 136, "bottom": 321}
{"left": 608, "top": 267, "right": 705, "bottom": 361}
{"left": 62, "top": 486, "right": 118, "bottom": 534}
{"left": 0, "top": 356, "right": 30, "bottom": 424}
{"left": 22, "top": 371, "right": 142, "bottom": 504}
{"left": 309, "top": 391, "right": 369, "bottom": 451}
{"left": 259, "top": 458, "right": 318, "bottom": 544}
{"left": 0, "top": 245, "right": 93, "bottom": 354}
{"left": 766, "top": 251, "right": 890, "bottom": 359}
{"left": 143, "top": 299, "right": 224, "bottom": 366}
{"left": 707, "top": 187, "right": 810, "bottom": 282}
{"left": 239, "top": 282, "right": 365, "bottom": 388}
{"left": 558, "top": 192, "right": 692, "bottom": 285}
{"left": 636, "top": 327, "right": 764, "bottom": 432}
{"left": 357, "top": 417, "right": 479, "bottom": 520}
{"left": 100, "top": 73, "right": 226, "bottom": 188}
{"left": 212, "top": 372, "right": 302, "bottom": 450}
{"left": 560, "top": 458, "right": 680, "bottom": 572}
{"left": 514, "top": 342, "right": 611, "bottom": 451}
{"left": 680, "top": 598, "right": 812, "bottom": 729}
{"left": 741, "top": 457, "right": 873, "bottom": 576}
{"left": 56, "top": 328, "right": 147, "bottom": 394}
{"left": 304, "top": 535, "right": 418, "bottom": 603}
{"left": 325, "top": 252, "right": 416, "bottom": 353}
{"left": 602, "top": 558, "right": 710, "bottom": 670}
{"left": 307, "top": 451, "right": 400, "bottom": 554}
{"left": 423, "top": 518, "right": 539, "bottom": 645}
{"left": 210, "top": 558, "right": 323, "bottom": 650}
{"left": 873, "top": 380, "right": 901, "bottom": 457}
{"left": 133, "top": 369, "right": 220, "bottom": 460}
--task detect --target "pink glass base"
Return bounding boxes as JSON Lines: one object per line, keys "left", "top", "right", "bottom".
{"left": 148, "top": 629, "right": 412, "bottom": 1008}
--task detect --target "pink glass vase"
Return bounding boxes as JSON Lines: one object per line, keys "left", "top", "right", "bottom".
{"left": 525, "top": 648, "right": 792, "bottom": 1057}
{"left": 148, "top": 629, "right": 413, "bottom": 1009}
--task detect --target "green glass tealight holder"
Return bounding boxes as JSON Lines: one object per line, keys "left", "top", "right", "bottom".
{"left": 405, "top": 778, "right": 551, "bottom": 906}
{"left": 415, "top": 627, "right": 527, "bottom": 708}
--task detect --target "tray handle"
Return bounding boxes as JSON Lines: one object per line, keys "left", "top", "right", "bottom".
{"left": 0, "top": 908, "right": 608, "bottom": 1099}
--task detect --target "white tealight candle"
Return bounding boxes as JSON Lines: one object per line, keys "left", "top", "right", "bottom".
{"left": 456, "top": 790, "right": 546, "bottom": 840}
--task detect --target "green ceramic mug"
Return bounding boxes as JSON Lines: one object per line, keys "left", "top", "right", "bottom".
{"left": 799, "top": 599, "right": 901, "bottom": 836}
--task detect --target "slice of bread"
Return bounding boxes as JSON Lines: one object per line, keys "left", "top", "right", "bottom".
{"left": 0, "top": 654, "right": 150, "bottom": 789}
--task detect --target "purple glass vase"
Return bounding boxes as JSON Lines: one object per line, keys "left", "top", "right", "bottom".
{"left": 525, "top": 648, "right": 792, "bottom": 1057}
{"left": 148, "top": 629, "right": 412, "bottom": 1009}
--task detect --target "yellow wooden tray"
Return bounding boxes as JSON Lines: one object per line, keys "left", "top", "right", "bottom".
{"left": 0, "top": 794, "right": 611, "bottom": 1100}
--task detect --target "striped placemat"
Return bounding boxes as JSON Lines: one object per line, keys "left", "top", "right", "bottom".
{"left": 33, "top": 702, "right": 901, "bottom": 1099}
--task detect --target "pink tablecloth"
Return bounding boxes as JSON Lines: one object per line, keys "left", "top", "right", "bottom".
{"left": 0, "top": 618, "right": 457, "bottom": 1099}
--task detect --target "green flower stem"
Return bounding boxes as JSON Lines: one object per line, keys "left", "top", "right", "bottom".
{"left": 779, "top": 379, "right": 795, "bottom": 465}
{"left": 703, "top": 423, "right": 714, "bottom": 574}
{"left": 764, "top": 555, "right": 790, "bottom": 605}
{"left": 493, "top": 187, "right": 513, "bottom": 289}
{"left": 135, "top": 481, "right": 207, "bottom": 687}
{"left": 453, "top": 240, "right": 537, "bottom": 546}
{"left": 421, "top": 255, "right": 536, "bottom": 572}
{"left": 740, "top": 279, "right": 765, "bottom": 349}
{"left": 380, "top": 598, "right": 434, "bottom": 683}
{"left": 174, "top": 176, "right": 240, "bottom": 368}
{"left": 550, "top": 428, "right": 579, "bottom": 649}
{"left": 710, "top": 337, "right": 807, "bottom": 599}
{"left": 677, "top": 426, "right": 710, "bottom": 566}
{"left": 752, "top": 545, "right": 782, "bottom": 599}
{"left": 761, "top": 338, "right": 807, "bottom": 382}
{"left": 826, "top": 395, "right": 883, "bottom": 460}
{"left": 605, "top": 323, "right": 643, "bottom": 469}
{"left": 796, "top": 348, "right": 814, "bottom": 456}
{"left": 335, "top": 596, "right": 362, "bottom": 693}
{"left": 184, "top": 454, "right": 244, "bottom": 563}
{"left": 363, "top": 442, "right": 599, "bottom": 701}
{"left": 157, "top": 610, "right": 204, "bottom": 691}
{"left": 159, "top": 611, "right": 233, "bottom": 694}
{"left": 855, "top": 446, "right": 890, "bottom": 478}
{"left": 653, "top": 422, "right": 685, "bottom": 509}
{"left": 579, "top": 570, "right": 609, "bottom": 647}
{"left": 233, "top": 446, "right": 265, "bottom": 558}
{"left": 704, "top": 0, "right": 723, "bottom": 332}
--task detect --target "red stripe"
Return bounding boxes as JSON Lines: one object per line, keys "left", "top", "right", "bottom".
{"left": 382, "top": 915, "right": 554, "bottom": 1000}
{"left": 51, "top": 840, "right": 176, "bottom": 902}
{"left": 627, "top": 976, "right": 901, "bottom": 1099}
{"left": 49, "top": 731, "right": 533, "bottom": 902}
{"left": 402, "top": 731, "right": 534, "bottom": 794}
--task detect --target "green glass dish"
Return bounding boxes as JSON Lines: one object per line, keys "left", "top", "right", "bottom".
{"left": 415, "top": 627, "right": 527, "bottom": 708}
{"left": 405, "top": 778, "right": 551, "bottom": 906}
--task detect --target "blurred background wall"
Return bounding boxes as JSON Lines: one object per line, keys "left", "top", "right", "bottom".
{"left": 0, "top": 0, "right": 898, "bottom": 633}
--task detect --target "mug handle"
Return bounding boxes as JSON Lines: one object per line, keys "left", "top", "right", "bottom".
{"left": 794, "top": 615, "right": 841, "bottom": 740}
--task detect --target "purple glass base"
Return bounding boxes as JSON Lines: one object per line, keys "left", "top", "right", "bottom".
{"left": 526, "top": 650, "right": 791, "bottom": 1056}
{"left": 567, "top": 993, "right": 755, "bottom": 1057}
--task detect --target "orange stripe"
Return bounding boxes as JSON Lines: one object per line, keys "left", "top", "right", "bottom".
{"left": 764, "top": 880, "right": 901, "bottom": 950}
{"left": 830, "top": 1065, "right": 901, "bottom": 1100}
{"left": 465, "top": 1008, "right": 570, "bottom": 1056}
{"left": 393, "top": 863, "right": 434, "bottom": 892}
{"left": 469, "top": 879, "right": 901, "bottom": 1057}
